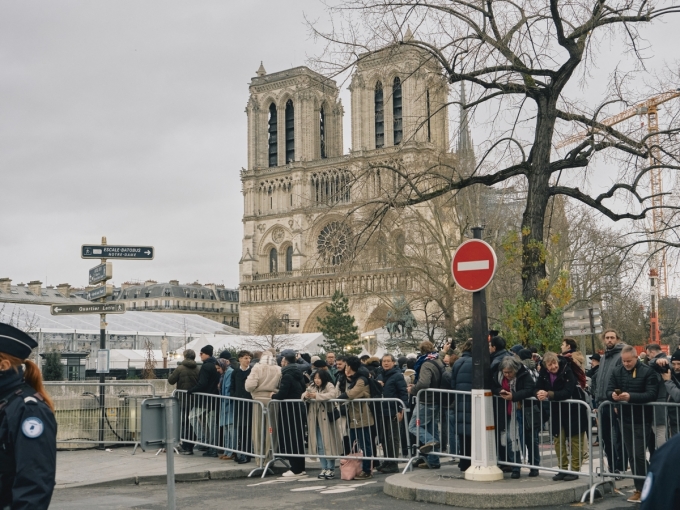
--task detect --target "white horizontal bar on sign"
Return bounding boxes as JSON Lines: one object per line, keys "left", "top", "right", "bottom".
{"left": 457, "top": 260, "right": 489, "bottom": 271}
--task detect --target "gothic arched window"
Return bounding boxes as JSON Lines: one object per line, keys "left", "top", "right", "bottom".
{"left": 393, "top": 77, "right": 402, "bottom": 145}
{"left": 426, "top": 89, "right": 432, "bottom": 142}
{"left": 286, "top": 246, "right": 293, "bottom": 272}
{"left": 320, "top": 106, "right": 327, "bottom": 159}
{"left": 269, "top": 248, "right": 278, "bottom": 273}
{"left": 285, "top": 100, "right": 295, "bottom": 163}
{"left": 375, "top": 81, "right": 384, "bottom": 148}
{"left": 268, "top": 103, "right": 278, "bottom": 167}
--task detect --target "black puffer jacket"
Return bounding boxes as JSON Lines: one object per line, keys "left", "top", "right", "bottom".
{"left": 377, "top": 366, "right": 408, "bottom": 417}
{"left": 272, "top": 364, "right": 306, "bottom": 400}
{"left": 606, "top": 360, "right": 659, "bottom": 423}
{"left": 535, "top": 359, "right": 588, "bottom": 437}
{"left": 187, "top": 357, "right": 219, "bottom": 396}
{"left": 450, "top": 352, "right": 472, "bottom": 435}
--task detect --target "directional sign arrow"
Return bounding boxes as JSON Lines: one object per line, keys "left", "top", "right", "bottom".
{"left": 81, "top": 245, "right": 154, "bottom": 260}
{"left": 50, "top": 303, "right": 126, "bottom": 315}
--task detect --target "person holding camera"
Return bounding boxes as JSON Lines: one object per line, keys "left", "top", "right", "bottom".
{"left": 653, "top": 350, "right": 680, "bottom": 437}
{"left": 646, "top": 344, "right": 670, "bottom": 454}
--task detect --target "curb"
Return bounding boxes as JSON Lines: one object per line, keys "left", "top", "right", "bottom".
{"left": 383, "top": 472, "right": 591, "bottom": 508}
{"left": 55, "top": 466, "right": 288, "bottom": 490}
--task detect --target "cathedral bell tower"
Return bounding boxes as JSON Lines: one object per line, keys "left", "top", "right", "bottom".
{"left": 245, "top": 64, "right": 343, "bottom": 170}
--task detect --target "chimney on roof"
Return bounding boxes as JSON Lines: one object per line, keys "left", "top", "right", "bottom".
{"left": 144, "top": 280, "right": 157, "bottom": 287}
{"left": 28, "top": 280, "right": 43, "bottom": 296}
{"left": 56, "top": 283, "right": 71, "bottom": 298}
{"left": 169, "top": 280, "right": 179, "bottom": 286}
{"left": 121, "top": 282, "right": 133, "bottom": 290}
{"left": 0, "top": 278, "right": 10, "bottom": 293}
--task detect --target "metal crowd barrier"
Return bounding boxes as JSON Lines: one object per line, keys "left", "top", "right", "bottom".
{"left": 592, "top": 400, "right": 680, "bottom": 501}
{"left": 492, "top": 395, "right": 595, "bottom": 492}
{"left": 407, "top": 388, "right": 473, "bottom": 470}
{"left": 45, "top": 382, "right": 156, "bottom": 448}
{"left": 411, "top": 389, "right": 596, "bottom": 499}
{"left": 263, "top": 397, "right": 411, "bottom": 478}
{"left": 173, "top": 390, "right": 270, "bottom": 477}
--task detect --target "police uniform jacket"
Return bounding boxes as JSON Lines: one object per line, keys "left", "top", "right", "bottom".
{"left": 0, "top": 367, "right": 57, "bottom": 510}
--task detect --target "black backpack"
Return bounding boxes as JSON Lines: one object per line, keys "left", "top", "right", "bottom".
{"left": 366, "top": 375, "right": 384, "bottom": 399}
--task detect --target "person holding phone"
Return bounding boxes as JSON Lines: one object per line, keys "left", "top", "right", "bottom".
{"left": 491, "top": 356, "right": 536, "bottom": 478}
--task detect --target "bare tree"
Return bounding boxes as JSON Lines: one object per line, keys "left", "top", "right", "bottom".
{"left": 310, "top": 0, "right": 680, "bottom": 308}
{"left": 142, "top": 339, "right": 156, "bottom": 380}
{"left": 248, "top": 305, "right": 296, "bottom": 352}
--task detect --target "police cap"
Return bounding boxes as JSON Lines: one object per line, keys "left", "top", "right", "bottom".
{"left": 0, "top": 322, "right": 38, "bottom": 359}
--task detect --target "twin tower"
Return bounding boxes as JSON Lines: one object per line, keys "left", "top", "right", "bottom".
{"left": 239, "top": 34, "right": 453, "bottom": 335}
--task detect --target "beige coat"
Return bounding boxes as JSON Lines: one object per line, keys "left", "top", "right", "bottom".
{"left": 305, "top": 381, "right": 342, "bottom": 457}
{"left": 344, "top": 378, "right": 374, "bottom": 429}
{"left": 245, "top": 351, "right": 281, "bottom": 401}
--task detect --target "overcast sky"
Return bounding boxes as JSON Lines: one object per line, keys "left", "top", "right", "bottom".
{"left": 1, "top": 0, "right": 347, "bottom": 290}
{"left": 1, "top": 1, "right": 677, "bottom": 292}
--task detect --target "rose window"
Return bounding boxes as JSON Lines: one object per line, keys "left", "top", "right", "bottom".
{"left": 317, "top": 221, "right": 352, "bottom": 266}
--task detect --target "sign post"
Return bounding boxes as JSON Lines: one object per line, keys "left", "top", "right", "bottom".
{"left": 452, "top": 228, "right": 503, "bottom": 482}
{"left": 75, "top": 238, "right": 154, "bottom": 448}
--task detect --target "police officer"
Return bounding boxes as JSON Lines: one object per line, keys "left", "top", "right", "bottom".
{"left": 0, "top": 322, "right": 57, "bottom": 510}
{"left": 640, "top": 432, "right": 680, "bottom": 509}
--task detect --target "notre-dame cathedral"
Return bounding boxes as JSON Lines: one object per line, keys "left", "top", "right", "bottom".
{"left": 238, "top": 32, "right": 462, "bottom": 336}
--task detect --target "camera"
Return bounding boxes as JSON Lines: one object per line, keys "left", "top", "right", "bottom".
{"left": 652, "top": 362, "right": 670, "bottom": 374}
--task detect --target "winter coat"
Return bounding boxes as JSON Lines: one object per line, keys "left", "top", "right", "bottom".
{"left": 272, "top": 364, "right": 307, "bottom": 456}
{"left": 450, "top": 352, "right": 473, "bottom": 435}
{"left": 606, "top": 360, "right": 659, "bottom": 423}
{"left": 168, "top": 359, "right": 200, "bottom": 391}
{"left": 338, "top": 366, "right": 374, "bottom": 429}
{"left": 594, "top": 343, "right": 624, "bottom": 404}
{"left": 304, "top": 381, "right": 341, "bottom": 457}
{"left": 491, "top": 364, "right": 537, "bottom": 433}
{"left": 219, "top": 366, "right": 234, "bottom": 426}
{"left": 245, "top": 351, "right": 281, "bottom": 402}
{"left": 377, "top": 367, "right": 408, "bottom": 417}
{"left": 412, "top": 357, "right": 446, "bottom": 405}
{"left": 272, "top": 364, "right": 307, "bottom": 401}
{"left": 187, "top": 357, "right": 219, "bottom": 396}
{"left": 646, "top": 353, "right": 671, "bottom": 425}
{"left": 666, "top": 373, "right": 680, "bottom": 404}
{"left": 535, "top": 359, "right": 589, "bottom": 437}
{"left": 230, "top": 365, "right": 253, "bottom": 400}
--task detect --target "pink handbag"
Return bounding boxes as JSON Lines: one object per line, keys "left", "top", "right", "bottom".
{"left": 340, "top": 442, "right": 363, "bottom": 480}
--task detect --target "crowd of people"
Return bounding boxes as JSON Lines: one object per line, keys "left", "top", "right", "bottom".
{"left": 167, "top": 330, "right": 680, "bottom": 504}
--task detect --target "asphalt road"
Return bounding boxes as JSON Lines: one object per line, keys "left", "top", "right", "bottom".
{"left": 50, "top": 472, "right": 639, "bottom": 510}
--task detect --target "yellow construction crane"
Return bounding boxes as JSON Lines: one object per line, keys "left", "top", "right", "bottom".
{"left": 557, "top": 89, "right": 680, "bottom": 299}
{"left": 558, "top": 90, "right": 680, "bottom": 343}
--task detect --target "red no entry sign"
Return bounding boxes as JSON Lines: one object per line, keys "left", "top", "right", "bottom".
{"left": 451, "top": 239, "right": 497, "bottom": 292}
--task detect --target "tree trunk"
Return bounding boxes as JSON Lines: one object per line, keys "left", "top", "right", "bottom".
{"left": 521, "top": 94, "right": 556, "bottom": 303}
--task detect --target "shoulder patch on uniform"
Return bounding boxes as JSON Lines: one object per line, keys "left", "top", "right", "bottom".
{"left": 21, "top": 417, "right": 44, "bottom": 439}
{"left": 24, "top": 396, "right": 38, "bottom": 404}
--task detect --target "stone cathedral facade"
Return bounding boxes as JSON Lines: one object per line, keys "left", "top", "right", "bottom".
{"left": 238, "top": 36, "right": 458, "bottom": 336}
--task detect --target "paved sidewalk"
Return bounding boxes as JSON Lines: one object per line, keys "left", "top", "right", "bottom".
{"left": 56, "top": 447, "right": 290, "bottom": 489}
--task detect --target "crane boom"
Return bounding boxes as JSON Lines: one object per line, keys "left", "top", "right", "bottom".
{"left": 556, "top": 90, "right": 680, "bottom": 149}
{"left": 555, "top": 89, "right": 680, "bottom": 342}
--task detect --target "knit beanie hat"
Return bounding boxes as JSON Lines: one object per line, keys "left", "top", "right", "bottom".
{"left": 219, "top": 350, "right": 232, "bottom": 360}
{"left": 200, "top": 345, "right": 214, "bottom": 357}
{"left": 518, "top": 349, "right": 533, "bottom": 361}
{"left": 671, "top": 350, "right": 680, "bottom": 363}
